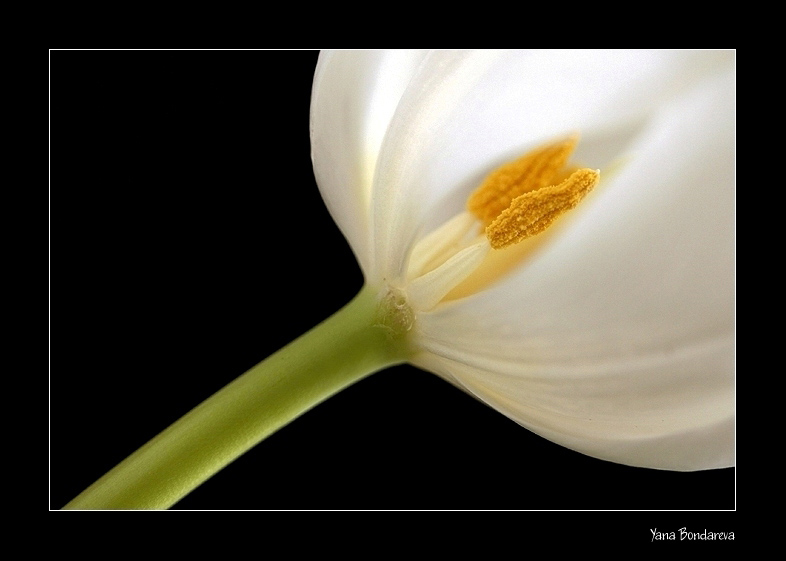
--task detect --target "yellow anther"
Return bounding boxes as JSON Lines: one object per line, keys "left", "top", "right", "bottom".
{"left": 485, "top": 168, "right": 600, "bottom": 249}
{"left": 467, "top": 136, "right": 579, "bottom": 223}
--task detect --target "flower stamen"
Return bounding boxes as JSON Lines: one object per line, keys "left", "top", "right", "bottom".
{"left": 466, "top": 136, "right": 579, "bottom": 223}
{"left": 407, "top": 211, "right": 477, "bottom": 280}
{"left": 404, "top": 136, "right": 598, "bottom": 310}
{"left": 485, "top": 168, "right": 600, "bottom": 249}
{"left": 407, "top": 240, "right": 490, "bottom": 310}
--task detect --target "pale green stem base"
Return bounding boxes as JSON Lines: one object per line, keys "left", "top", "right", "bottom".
{"left": 64, "top": 286, "right": 408, "bottom": 510}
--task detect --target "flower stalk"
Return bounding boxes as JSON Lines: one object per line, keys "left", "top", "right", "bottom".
{"left": 64, "top": 286, "right": 408, "bottom": 510}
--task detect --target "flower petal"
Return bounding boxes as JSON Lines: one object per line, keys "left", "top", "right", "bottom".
{"left": 415, "top": 60, "right": 735, "bottom": 470}
{"left": 310, "top": 50, "right": 428, "bottom": 278}
{"left": 416, "top": 337, "right": 733, "bottom": 470}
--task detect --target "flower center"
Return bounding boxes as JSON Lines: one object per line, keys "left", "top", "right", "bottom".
{"left": 405, "top": 136, "right": 600, "bottom": 311}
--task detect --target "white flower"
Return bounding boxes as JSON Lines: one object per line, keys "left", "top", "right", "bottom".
{"left": 310, "top": 49, "right": 734, "bottom": 471}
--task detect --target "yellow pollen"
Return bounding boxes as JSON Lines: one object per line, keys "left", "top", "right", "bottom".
{"left": 485, "top": 168, "right": 600, "bottom": 249}
{"left": 467, "top": 136, "right": 579, "bottom": 223}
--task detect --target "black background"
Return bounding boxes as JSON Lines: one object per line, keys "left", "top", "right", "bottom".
{"left": 50, "top": 50, "right": 735, "bottom": 522}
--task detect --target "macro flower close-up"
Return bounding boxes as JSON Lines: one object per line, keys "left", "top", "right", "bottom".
{"left": 311, "top": 49, "right": 734, "bottom": 471}
{"left": 52, "top": 49, "right": 735, "bottom": 511}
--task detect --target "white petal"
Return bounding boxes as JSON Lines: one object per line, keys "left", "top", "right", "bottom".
{"left": 369, "top": 50, "right": 733, "bottom": 282}
{"left": 416, "top": 337, "right": 733, "bottom": 470}
{"left": 310, "top": 50, "right": 429, "bottom": 278}
{"left": 415, "top": 60, "right": 735, "bottom": 470}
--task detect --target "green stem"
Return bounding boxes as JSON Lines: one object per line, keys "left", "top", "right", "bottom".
{"left": 63, "top": 285, "right": 408, "bottom": 510}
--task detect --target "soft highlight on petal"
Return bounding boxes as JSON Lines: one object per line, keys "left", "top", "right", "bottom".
{"left": 310, "top": 50, "right": 428, "bottom": 278}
